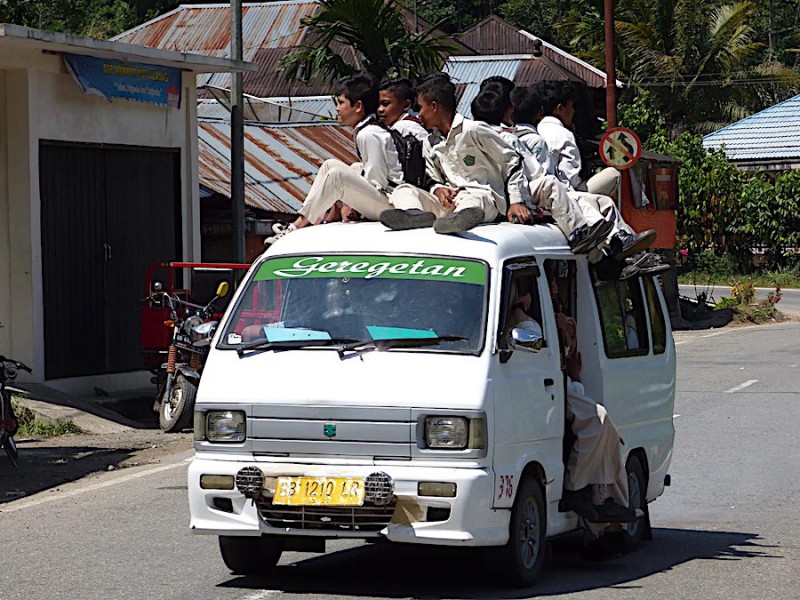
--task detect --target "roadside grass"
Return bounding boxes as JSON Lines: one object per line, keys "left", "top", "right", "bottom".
{"left": 12, "top": 402, "right": 84, "bottom": 438}
{"left": 678, "top": 266, "right": 800, "bottom": 289}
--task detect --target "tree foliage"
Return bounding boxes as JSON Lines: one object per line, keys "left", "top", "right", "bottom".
{"left": 562, "top": 0, "right": 800, "bottom": 130}
{"left": 621, "top": 90, "right": 800, "bottom": 268}
{"left": 281, "top": 0, "right": 456, "bottom": 83}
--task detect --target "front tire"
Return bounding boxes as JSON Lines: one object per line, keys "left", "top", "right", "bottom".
{"left": 159, "top": 374, "right": 196, "bottom": 432}
{"left": 486, "top": 476, "right": 547, "bottom": 587}
{"left": 219, "top": 536, "right": 283, "bottom": 576}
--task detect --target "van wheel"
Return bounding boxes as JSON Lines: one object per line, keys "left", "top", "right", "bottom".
{"left": 486, "top": 477, "right": 547, "bottom": 587}
{"left": 625, "top": 455, "right": 650, "bottom": 545}
{"left": 218, "top": 536, "right": 283, "bottom": 575}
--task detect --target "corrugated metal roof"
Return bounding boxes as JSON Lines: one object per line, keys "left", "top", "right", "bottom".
{"left": 198, "top": 119, "right": 358, "bottom": 214}
{"left": 703, "top": 93, "right": 800, "bottom": 163}
{"left": 198, "top": 95, "right": 336, "bottom": 121}
{"left": 444, "top": 56, "right": 525, "bottom": 118}
{"left": 459, "top": 15, "right": 619, "bottom": 88}
{"left": 113, "top": 1, "right": 331, "bottom": 95}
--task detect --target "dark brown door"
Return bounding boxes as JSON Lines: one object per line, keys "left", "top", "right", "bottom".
{"left": 40, "top": 142, "right": 181, "bottom": 379}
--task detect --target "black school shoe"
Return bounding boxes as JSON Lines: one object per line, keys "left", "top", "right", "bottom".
{"left": 611, "top": 229, "right": 657, "bottom": 260}
{"left": 593, "top": 498, "right": 638, "bottom": 523}
{"left": 380, "top": 208, "right": 436, "bottom": 231}
{"left": 626, "top": 252, "right": 671, "bottom": 275}
{"left": 568, "top": 219, "right": 615, "bottom": 254}
{"left": 593, "top": 256, "right": 641, "bottom": 281}
{"left": 560, "top": 487, "right": 600, "bottom": 522}
{"left": 433, "top": 207, "right": 485, "bottom": 234}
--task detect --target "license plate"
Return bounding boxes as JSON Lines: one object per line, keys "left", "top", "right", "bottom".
{"left": 273, "top": 477, "right": 365, "bottom": 506}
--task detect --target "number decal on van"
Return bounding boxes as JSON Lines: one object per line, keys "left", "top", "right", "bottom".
{"left": 497, "top": 475, "right": 514, "bottom": 500}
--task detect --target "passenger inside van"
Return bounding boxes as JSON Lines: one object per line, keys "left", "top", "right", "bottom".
{"left": 544, "top": 264, "right": 638, "bottom": 538}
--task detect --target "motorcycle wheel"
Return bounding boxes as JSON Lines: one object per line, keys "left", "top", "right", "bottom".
{"left": 159, "top": 374, "right": 196, "bottom": 433}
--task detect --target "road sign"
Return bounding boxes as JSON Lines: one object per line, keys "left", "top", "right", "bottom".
{"left": 599, "top": 127, "right": 642, "bottom": 170}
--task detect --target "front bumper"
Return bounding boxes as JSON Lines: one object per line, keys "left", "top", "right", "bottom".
{"left": 188, "top": 457, "right": 509, "bottom": 547}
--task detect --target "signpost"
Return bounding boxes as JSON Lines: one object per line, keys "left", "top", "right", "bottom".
{"left": 599, "top": 126, "right": 642, "bottom": 170}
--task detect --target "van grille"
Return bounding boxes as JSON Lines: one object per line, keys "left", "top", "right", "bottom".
{"left": 258, "top": 499, "right": 396, "bottom": 532}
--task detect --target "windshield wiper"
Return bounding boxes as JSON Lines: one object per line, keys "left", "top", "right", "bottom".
{"left": 337, "top": 335, "right": 467, "bottom": 360}
{"left": 236, "top": 337, "right": 358, "bottom": 358}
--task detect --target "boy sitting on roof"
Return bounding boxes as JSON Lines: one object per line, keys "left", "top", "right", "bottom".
{"left": 266, "top": 72, "right": 402, "bottom": 245}
{"left": 379, "top": 73, "right": 527, "bottom": 235}
{"left": 378, "top": 78, "right": 429, "bottom": 142}
{"left": 470, "top": 87, "right": 618, "bottom": 258}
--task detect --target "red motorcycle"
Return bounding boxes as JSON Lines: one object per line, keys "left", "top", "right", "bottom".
{"left": 144, "top": 281, "right": 229, "bottom": 432}
{"left": 1, "top": 355, "right": 31, "bottom": 467}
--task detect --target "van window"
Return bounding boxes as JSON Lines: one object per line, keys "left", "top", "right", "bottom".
{"left": 593, "top": 278, "right": 650, "bottom": 358}
{"left": 644, "top": 277, "right": 667, "bottom": 354}
{"left": 499, "top": 260, "right": 543, "bottom": 351}
{"left": 219, "top": 254, "right": 488, "bottom": 355}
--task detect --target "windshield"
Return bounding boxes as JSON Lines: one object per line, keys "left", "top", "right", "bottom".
{"left": 219, "top": 254, "right": 488, "bottom": 354}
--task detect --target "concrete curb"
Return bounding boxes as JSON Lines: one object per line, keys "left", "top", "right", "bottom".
{"left": 9, "top": 384, "right": 145, "bottom": 435}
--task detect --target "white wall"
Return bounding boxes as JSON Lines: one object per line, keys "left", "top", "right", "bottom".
{"left": 0, "top": 43, "right": 201, "bottom": 387}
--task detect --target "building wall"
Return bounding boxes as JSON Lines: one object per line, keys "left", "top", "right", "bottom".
{"left": 0, "top": 44, "right": 201, "bottom": 387}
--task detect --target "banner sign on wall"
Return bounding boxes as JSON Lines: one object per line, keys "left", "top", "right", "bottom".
{"left": 64, "top": 54, "right": 182, "bottom": 108}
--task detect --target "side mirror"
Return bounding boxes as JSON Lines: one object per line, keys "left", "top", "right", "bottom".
{"left": 216, "top": 281, "right": 230, "bottom": 298}
{"left": 509, "top": 327, "right": 543, "bottom": 354}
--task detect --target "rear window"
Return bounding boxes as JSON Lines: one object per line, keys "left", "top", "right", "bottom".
{"left": 644, "top": 277, "right": 667, "bottom": 354}
{"left": 593, "top": 278, "right": 650, "bottom": 358}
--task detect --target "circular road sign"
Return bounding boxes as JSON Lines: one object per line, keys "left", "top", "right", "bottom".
{"left": 599, "top": 127, "right": 642, "bottom": 170}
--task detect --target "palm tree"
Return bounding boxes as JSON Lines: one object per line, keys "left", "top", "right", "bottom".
{"left": 280, "top": 0, "right": 456, "bottom": 84}
{"left": 562, "top": 0, "right": 800, "bottom": 130}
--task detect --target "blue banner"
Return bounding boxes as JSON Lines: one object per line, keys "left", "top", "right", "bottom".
{"left": 64, "top": 54, "right": 182, "bottom": 108}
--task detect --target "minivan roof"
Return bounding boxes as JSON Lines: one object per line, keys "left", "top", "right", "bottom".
{"left": 262, "top": 222, "right": 572, "bottom": 264}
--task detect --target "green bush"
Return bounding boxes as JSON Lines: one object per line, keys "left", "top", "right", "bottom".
{"left": 620, "top": 91, "right": 800, "bottom": 271}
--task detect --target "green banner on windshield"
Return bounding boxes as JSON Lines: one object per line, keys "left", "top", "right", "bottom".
{"left": 255, "top": 255, "right": 486, "bottom": 285}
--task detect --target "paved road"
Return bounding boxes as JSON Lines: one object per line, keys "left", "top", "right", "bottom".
{"left": 2, "top": 323, "right": 799, "bottom": 599}
{"left": 679, "top": 284, "right": 800, "bottom": 315}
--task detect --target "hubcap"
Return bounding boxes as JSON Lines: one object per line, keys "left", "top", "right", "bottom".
{"left": 164, "top": 386, "right": 182, "bottom": 419}
{"left": 518, "top": 497, "right": 541, "bottom": 569}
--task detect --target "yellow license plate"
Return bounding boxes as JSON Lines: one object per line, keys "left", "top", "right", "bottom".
{"left": 273, "top": 477, "right": 365, "bottom": 506}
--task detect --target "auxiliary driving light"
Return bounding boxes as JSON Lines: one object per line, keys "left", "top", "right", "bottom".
{"left": 235, "top": 466, "right": 265, "bottom": 499}
{"left": 365, "top": 472, "right": 394, "bottom": 506}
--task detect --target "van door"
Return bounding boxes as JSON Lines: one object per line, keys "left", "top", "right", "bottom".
{"left": 491, "top": 258, "right": 565, "bottom": 513}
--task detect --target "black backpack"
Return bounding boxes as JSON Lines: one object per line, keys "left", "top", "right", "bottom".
{"left": 360, "top": 118, "right": 428, "bottom": 188}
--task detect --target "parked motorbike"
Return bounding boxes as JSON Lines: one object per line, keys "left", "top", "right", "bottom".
{"left": 1, "top": 355, "right": 32, "bottom": 467}
{"left": 146, "top": 281, "right": 229, "bottom": 432}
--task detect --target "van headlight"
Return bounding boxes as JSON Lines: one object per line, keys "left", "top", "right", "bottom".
{"left": 424, "top": 416, "right": 486, "bottom": 450}
{"left": 206, "top": 410, "right": 246, "bottom": 442}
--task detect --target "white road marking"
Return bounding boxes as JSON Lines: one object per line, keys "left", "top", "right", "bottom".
{"left": 0, "top": 457, "right": 191, "bottom": 514}
{"left": 724, "top": 379, "right": 758, "bottom": 394}
{"left": 241, "top": 592, "right": 279, "bottom": 600}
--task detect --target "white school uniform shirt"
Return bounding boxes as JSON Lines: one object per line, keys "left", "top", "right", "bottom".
{"left": 391, "top": 112, "right": 428, "bottom": 142}
{"left": 423, "top": 113, "right": 526, "bottom": 215}
{"left": 537, "top": 115, "right": 583, "bottom": 191}
{"left": 489, "top": 124, "right": 547, "bottom": 185}
{"left": 514, "top": 123, "right": 555, "bottom": 177}
{"left": 354, "top": 115, "right": 404, "bottom": 192}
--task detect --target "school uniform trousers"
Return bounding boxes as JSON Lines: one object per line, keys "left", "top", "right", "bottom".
{"left": 298, "top": 158, "right": 393, "bottom": 224}
{"left": 389, "top": 183, "right": 499, "bottom": 221}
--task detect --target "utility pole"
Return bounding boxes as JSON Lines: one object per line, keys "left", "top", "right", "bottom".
{"left": 768, "top": 0, "right": 775, "bottom": 61}
{"left": 230, "top": 0, "right": 246, "bottom": 265}
{"left": 603, "top": 0, "right": 617, "bottom": 128}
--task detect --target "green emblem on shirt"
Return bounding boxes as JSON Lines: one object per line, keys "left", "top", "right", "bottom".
{"left": 463, "top": 154, "right": 476, "bottom": 166}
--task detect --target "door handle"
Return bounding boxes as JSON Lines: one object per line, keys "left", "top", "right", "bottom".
{"left": 543, "top": 378, "right": 555, "bottom": 387}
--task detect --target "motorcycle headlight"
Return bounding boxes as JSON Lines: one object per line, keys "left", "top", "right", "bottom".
{"left": 184, "top": 315, "right": 203, "bottom": 337}
{"left": 206, "top": 410, "right": 246, "bottom": 443}
{"left": 190, "top": 320, "right": 216, "bottom": 344}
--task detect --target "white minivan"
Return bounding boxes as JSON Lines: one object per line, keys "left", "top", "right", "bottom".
{"left": 189, "top": 221, "right": 675, "bottom": 586}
